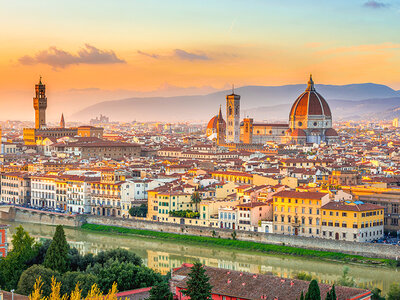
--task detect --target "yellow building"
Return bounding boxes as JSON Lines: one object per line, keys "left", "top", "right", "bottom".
{"left": 148, "top": 190, "right": 193, "bottom": 222}
{"left": 321, "top": 201, "right": 384, "bottom": 242}
{"left": 273, "top": 191, "right": 330, "bottom": 237}
{"left": 211, "top": 171, "right": 253, "bottom": 184}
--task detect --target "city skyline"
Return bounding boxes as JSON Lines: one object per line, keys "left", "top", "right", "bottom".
{"left": 1, "top": 1, "right": 400, "bottom": 121}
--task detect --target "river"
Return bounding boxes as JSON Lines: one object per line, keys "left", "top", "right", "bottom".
{"left": 3, "top": 221, "right": 400, "bottom": 294}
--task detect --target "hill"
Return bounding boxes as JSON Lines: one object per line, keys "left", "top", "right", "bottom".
{"left": 73, "top": 83, "right": 400, "bottom": 122}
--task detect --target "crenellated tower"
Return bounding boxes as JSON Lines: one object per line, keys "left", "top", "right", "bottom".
{"left": 33, "top": 77, "right": 47, "bottom": 129}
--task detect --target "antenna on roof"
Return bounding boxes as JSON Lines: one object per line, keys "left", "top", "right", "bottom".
{"left": 232, "top": 84, "right": 234, "bottom": 94}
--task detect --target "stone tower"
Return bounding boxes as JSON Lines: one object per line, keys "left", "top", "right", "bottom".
{"left": 226, "top": 86, "right": 240, "bottom": 143}
{"left": 216, "top": 105, "right": 226, "bottom": 145}
{"left": 33, "top": 77, "right": 47, "bottom": 129}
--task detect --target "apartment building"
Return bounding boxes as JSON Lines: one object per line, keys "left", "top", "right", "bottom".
{"left": 273, "top": 191, "right": 330, "bottom": 237}
{"left": 0, "top": 172, "right": 30, "bottom": 205}
{"left": 31, "top": 175, "right": 58, "bottom": 208}
{"left": 321, "top": 201, "right": 384, "bottom": 242}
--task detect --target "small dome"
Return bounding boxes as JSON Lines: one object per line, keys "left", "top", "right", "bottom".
{"left": 325, "top": 128, "right": 338, "bottom": 136}
{"left": 289, "top": 75, "right": 332, "bottom": 119}
{"left": 291, "top": 129, "right": 307, "bottom": 137}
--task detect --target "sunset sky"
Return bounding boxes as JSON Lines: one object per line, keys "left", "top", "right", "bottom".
{"left": 1, "top": 0, "right": 400, "bottom": 120}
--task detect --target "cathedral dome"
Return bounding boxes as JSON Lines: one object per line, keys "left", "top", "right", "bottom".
{"left": 289, "top": 75, "right": 331, "bottom": 119}
{"left": 207, "top": 116, "right": 218, "bottom": 130}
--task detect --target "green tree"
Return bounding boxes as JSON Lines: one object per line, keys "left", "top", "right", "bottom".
{"left": 387, "top": 282, "right": 400, "bottom": 300}
{"left": 149, "top": 280, "right": 173, "bottom": 300}
{"left": 61, "top": 271, "right": 99, "bottom": 297}
{"left": 16, "top": 264, "right": 59, "bottom": 296}
{"left": 191, "top": 192, "right": 202, "bottom": 212}
{"left": 305, "top": 279, "right": 321, "bottom": 300}
{"left": 94, "top": 248, "right": 142, "bottom": 266}
{"left": 371, "top": 287, "right": 385, "bottom": 300}
{"left": 0, "top": 226, "right": 37, "bottom": 290}
{"left": 325, "top": 285, "right": 336, "bottom": 300}
{"left": 129, "top": 204, "right": 148, "bottom": 217}
{"left": 44, "top": 225, "right": 70, "bottom": 273}
{"left": 86, "top": 258, "right": 162, "bottom": 292}
{"left": 299, "top": 290, "right": 305, "bottom": 300}
{"left": 182, "top": 262, "right": 212, "bottom": 300}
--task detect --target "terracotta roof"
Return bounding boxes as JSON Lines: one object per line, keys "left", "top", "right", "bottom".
{"left": 172, "top": 264, "right": 371, "bottom": 300}
{"left": 274, "top": 190, "right": 328, "bottom": 200}
{"left": 322, "top": 201, "right": 384, "bottom": 212}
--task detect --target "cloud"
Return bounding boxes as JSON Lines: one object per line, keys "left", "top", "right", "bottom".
{"left": 137, "top": 50, "right": 160, "bottom": 59}
{"left": 19, "top": 44, "right": 125, "bottom": 68}
{"left": 363, "top": 1, "right": 387, "bottom": 8}
{"left": 172, "top": 49, "right": 210, "bottom": 61}
{"left": 137, "top": 49, "right": 211, "bottom": 61}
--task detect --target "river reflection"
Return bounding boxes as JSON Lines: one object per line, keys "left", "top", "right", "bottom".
{"left": 5, "top": 221, "right": 400, "bottom": 294}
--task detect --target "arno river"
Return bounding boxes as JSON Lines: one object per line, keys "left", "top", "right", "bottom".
{"left": 4, "top": 221, "right": 400, "bottom": 294}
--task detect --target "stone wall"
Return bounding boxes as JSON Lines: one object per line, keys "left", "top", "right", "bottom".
{"left": 0, "top": 207, "right": 82, "bottom": 227}
{"left": 2, "top": 207, "right": 399, "bottom": 260}
{"left": 84, "top": 215, "right": 400, "bottom": 260}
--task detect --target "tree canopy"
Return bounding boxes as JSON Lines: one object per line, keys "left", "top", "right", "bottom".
{"left": 183, "top": 262, "right": 212, "bottom": 300}
{"left": 44, "top": 225, "right": 70, "bottom": 273}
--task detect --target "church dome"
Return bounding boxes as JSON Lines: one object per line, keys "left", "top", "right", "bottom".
{"left": 289, "top": 75, "right": 331, "bottom": 119}
{"left": 207, "top": 116, "right": 218, "bottom": 130}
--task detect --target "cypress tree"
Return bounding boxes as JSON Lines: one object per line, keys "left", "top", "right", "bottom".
{"left": 305, "top": 279, "right": 321, "bottom": 300}
{"left": 300, "top": 290, "right": 305, "bottom": 300}
{"left": 44, "top": 225, "right": 70, "bottom": 273}
{"left": 183, "top": 262, "right": 212, "bottom": 300}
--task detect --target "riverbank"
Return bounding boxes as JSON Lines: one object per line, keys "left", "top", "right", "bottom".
{"left": 81, "top": 223, "right": 399, "bottom": 267}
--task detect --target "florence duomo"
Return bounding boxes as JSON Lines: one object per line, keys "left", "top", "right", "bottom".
{"left": 206, "top": 75, "right": 339, "bottom": 146}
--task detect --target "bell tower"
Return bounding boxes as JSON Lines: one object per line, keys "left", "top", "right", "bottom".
{"left": 33, "top": 77, "right": 47, "bottom": 129}
{"left": 226, "top": 85, "right": 240, "bottom": 143}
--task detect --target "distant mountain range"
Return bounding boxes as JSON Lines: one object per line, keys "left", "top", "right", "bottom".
{"left": 73, "top": 83, "right": 400, "bottom": 122}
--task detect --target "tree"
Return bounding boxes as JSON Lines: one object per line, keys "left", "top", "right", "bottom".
{"left": 94, "top": 248, "right": 142, "bottom": 266}
{"left": 86, "top": 258, "right": 162, "bottom": 292}
{"left": 61, "top": 272, "right": 99, "bottom": 297}
{"left": 16, "top": 264, "right": 59, "bottom": 296}
{"left": 305, "top": 279, "right": 321, "bottom": 300}
{"left": 0, "top": 226, "right": 37, "bottom": 290}
{"left": 387, "top": 282, "right": 400, "bottom": 300}
{"left": 182, "top": 262, "right": 212, "bottom": 300}
{"left": 371, "top": 287, "right": 385, "bottom": 300}
{"left": 191, "top": 192, "right": 202, "bottom": 212}
{"left": 299, "top": 290, "right": 305, "bottom": 300}
{"left": 129, "top": 204, "right": 148, "bottom": 217}
{"left": 28, "top": 276, "right": 118, "bottom": 300}
{"left": 149, "top": 280, "right": 173, "bottom": 300}
{"left": 44, "top": 225, "right": 70, "bottom": 273}
{"left": 325, "top": 285, "right": 336, "bottom": 300}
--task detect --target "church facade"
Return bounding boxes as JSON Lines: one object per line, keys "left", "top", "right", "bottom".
{"left": 206, "top": 76, "right": 339, "bottom": 145}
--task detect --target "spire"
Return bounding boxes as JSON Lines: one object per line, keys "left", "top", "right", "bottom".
{"left": 39, "top": 76, "right": 42, "bottom": 85}
{"left": 218, "top": 104, "right": 222, "bottom": 119}
{"left": 306, "top": 74, "right": 315, "bottom": 91}
{"left": 60, "top": 113, "right": 65, "bottom": 128}
{"left": 232, "top": 84, "right": 235, "bottom": 95}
